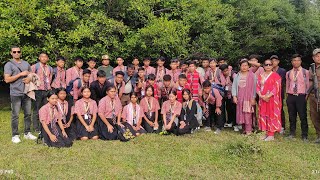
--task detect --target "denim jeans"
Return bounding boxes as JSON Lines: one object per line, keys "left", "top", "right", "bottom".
{"left": 32, "top": 90, "right": 48, "bottom": 131}
{"left": 10, "top": 95, "right": 32, "bottom": 136}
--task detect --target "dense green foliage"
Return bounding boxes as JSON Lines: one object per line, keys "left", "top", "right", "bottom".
{"left": 0, "top": 0, "right": 319, "bottom": 67}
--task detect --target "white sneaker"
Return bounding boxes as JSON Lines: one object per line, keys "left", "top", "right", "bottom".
{"left": 224, "top": 123, "right": 232, "bottom": 128}
{"left": 280, "top": 128, "right": 285, "bottom": 135}
{"left": 238, "top": 125, "right": 243, "bottom": 130}
{"left": 214, "top": 129, "right": 221, "bottom": 134}
{"left": 233, "top": 126, "right": 239, "bottom": 132}
{"left": 204, "top": 127, "right": 212, "bottom": 132}
{"left": 24, "top": 132, "right": 37, "bottom": 140}
{"left": 264, "top": 136, "right": 275, "bottom": 141}
{"left": 12, "top": 135, "right": 21, "bottom": 143}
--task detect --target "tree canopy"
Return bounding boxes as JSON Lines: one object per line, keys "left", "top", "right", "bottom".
{"left": 0, "top": 0, "right": 319, "bottom": 67}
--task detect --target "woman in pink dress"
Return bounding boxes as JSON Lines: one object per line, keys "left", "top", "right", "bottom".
{"left": 232, "top": 59, "right": 257, "bottom": 135}
{"left": 257, "top": 59, "right": 282, "bottom": 141}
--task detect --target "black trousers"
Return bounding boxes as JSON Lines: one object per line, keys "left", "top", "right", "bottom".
{"left": 32, "top": 90, "right": 48, "bottom": 131}
{"left": 225, "top": 98, "right": 236, "bottom": 125}
{"left": 286, "top": 94, "right": 308, "bottom": 138}
{"left": 281, "top": 98, "right": 286, "bottom": 129}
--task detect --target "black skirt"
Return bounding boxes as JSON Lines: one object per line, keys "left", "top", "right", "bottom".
{"left": 98, "top": 117, "right": 118, "bottom": 140}
{"left": 76, "top": 115, "right": 99, "bottom": 139}
{"left": 42, "top": 122, "right": 73, "bottom": 148}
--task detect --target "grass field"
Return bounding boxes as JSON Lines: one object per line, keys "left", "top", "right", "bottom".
{"left": 0, "top": 94, "right": 320, "bottom": 179}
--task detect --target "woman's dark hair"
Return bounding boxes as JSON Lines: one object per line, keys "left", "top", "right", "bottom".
{"left": 202, "top": 80, "right": 211, "bottom": 88}
{"left": 56, "top": 56, "right": 65, "bottom": 61}
{"left": 182, "top": 89, "right": 192, "bottom": 101}
{"left": 130, "top": 92, "right": 139, "bottom": 98}
{"left": 145, "top": 85, "right": 154, "bottom": 96}
{"left": 107, "top": 85, "right": 116, "bottom": 92}
{"left": 46, "top": 90, "right": 57, "bottom": 98}
{"left": 55, "top": 87, "right": 66, "bottom": 94}
{"left": 169, "top": 89, "right": 177, "bottom": 96}
{"left": 248, "top": 54, "right": 261, "bottom": 61}
{"left": 80, "top": 87, "right": 90, "bottom": 93}
{"left": 238, "top": 58, "right": 249, "bottom": 66}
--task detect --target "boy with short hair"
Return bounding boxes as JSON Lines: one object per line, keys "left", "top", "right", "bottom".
{"left": 87, "top": 57, "right": 98, "bottom": 84}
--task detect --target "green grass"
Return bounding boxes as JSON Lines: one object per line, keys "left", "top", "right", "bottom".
{"left": 0, "top": 104, "right": 320, "bottom": 179}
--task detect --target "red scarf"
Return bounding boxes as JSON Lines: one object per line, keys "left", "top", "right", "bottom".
{"left": 187, "top": 71, "right": 200, "bottom": 101}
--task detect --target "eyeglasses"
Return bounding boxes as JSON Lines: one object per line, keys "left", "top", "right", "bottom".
{"left": 264, "top": 64, "right": 273, "bottom": 67}
{"left": 12, "top": 51, "right": 21, "bottom": 54}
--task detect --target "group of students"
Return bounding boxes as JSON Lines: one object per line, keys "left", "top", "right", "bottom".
{"left": 4, "top": 46, "right": 320, "bottom": 147}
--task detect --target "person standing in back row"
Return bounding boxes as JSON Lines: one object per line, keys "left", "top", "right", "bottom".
{"left": 271, "top": 55, "right": 286, "bottom": 134}
{"left": 286, "top": 54, "right": 309, "bottom": 141}
{"left": 308, "top": 48, "right": 320, "bottom": 144}
{"left": 4, "top": 46, "right": 37, "bottom": 143}
{"left": 31, "top": 52, "right": 53, "bottom": 132}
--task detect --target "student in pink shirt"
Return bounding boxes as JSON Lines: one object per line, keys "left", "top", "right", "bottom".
{"left": 248, "top": 54, "right": 264, "bottom": 76}
{"left": 146, "top": 74, "right": 160, "bottom": 100}
{"left": 74, "top": 87, "right": 99, "bottom": 140}
{"left": 143, "top": 57, "right": 156, "bottom": 76}
{"left": 66, "top": 56, "right": 83, "bottom": 87}
{"left": 112, "top": 57, "right": 127, "bottom": 76}
{"left": 168, "top": 59, "right": 181, "bottom": 83}
{"left": 56, "top": 88, "right": 77, "bottom": 141}
{"left": 132, "top": 57, "right": 140, "bottom": 73}
{"left": 87, "top": 57, "right": 98, "bottom": 85}
{"left": 31, "top": 52, "right": 53, "bottom": 132}
{"left": 286, "top": 54, "right": 309, "bottom": 141}
{"left": 51, "top": 56, "right": 66, "bottom": 89}
{"left": 72, "top": 69, "right": 91, "bottom": 102}
{"left": 174, "top": 74, "right": 190, "bottom": 103}
{"left": 98, "top": 86, "right": 122, "bottom": 140}
{"left": 205, "top": 58, "right": 220, "bottom": 83}
{"left": 140, "top": 85, "right": 161, "bottom": 133}
{"left": 135, "top": 67, "right": 147, "bottom": 99}
{"left": 39, "top": 91, "right": 72, "bottom": 147}
{"left": 119, "top": 92, "right": 147, "bottom": 137}
{"left": 111, "top": 71, "right": 125, "bottom": 99}
{"left": 155, "top": 57, "right": 168, "bottom": 84}
{"left": 161, "top": 90, "right": 182, "bottom": 134}
{"left": 159, "top": 75, "right": 174, "bottom": 105}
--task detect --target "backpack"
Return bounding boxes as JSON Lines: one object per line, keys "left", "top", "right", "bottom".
{"left": 287, "top": 68, "right": 307, "bottom": 94}
{"left": 66, "top": 78, "right": 82, "bottom": 94}
{"left": 51, "top": 67, "right": 66, "bottom": 84}
{"left": 211, "top": 82, "right": 226, "bottom": 97}
{"left": 35, "top": 62, "right": 53, "bottom": 75}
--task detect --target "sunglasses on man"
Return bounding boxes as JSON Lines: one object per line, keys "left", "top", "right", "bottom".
{"left": 12, "top": 51, "right": 21, "bottom": 54}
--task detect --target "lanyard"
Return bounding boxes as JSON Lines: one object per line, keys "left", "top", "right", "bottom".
{"left": 84, "top": 101, "right": 90, "bottom": 114}
{"left": 146, "top": 97, "right": 153, "bottom": 112}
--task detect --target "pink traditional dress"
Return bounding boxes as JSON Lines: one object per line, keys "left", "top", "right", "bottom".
{"left": 257, "top": 72, "right": 282, "bottom": 134}
{"left": 232, "top": 71, "right": 256, "bottom": 132}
